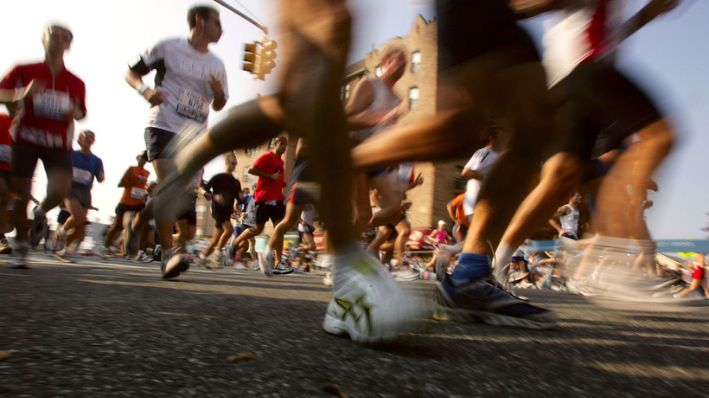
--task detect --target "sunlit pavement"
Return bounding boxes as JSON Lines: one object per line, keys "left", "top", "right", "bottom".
{"left": 2, "top": 253, "right": 708, "bottom": 396}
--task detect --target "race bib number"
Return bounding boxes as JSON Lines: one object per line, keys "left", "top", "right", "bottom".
{"left": 176, "top": 89, "right": 208, "bottom": 122}
{"left": 130, "top": 187, "right": 148, "bottom": 200}
{"left": 33, "top": 90, "right": 71, "bottom": 120}
{"left": 72, "top": 167, "right": 93, "bottom": 185}
{"left": 0, "top": 144, "right": 10, "bottom": 163}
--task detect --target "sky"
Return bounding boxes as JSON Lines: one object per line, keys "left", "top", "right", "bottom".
{"left": 1, "top": 0, "right": 707, "bottom": 239}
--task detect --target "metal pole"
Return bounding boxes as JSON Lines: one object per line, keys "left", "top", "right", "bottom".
{"left": 212, "top": 0, "right": 268, "bottom": 34}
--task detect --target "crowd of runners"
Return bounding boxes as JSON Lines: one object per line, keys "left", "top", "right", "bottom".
{"left": 2, "top": 0, "right": 707, "bottom": 344}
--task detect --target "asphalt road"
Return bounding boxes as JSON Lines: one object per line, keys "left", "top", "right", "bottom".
{"left": 2, "top": 254, "right": 709, "bottom": 397}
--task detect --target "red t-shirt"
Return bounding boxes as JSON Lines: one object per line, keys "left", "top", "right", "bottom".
{"left": 0, "top": 114, "right": 12, "bottom": 171}
{"left": 0, "top": 62, "right": 86, "bottom": 150}
{"left": 252, "top": 151, "right": 285, "bottom": 202}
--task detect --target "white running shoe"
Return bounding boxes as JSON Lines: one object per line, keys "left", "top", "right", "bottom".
{"left": 322, "top": 249, "right": 424, "bottom": 343}
{"left": 257, "top": 248, "right": 275, "bottom": 276}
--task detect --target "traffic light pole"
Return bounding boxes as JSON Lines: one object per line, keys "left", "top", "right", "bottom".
{"left": 212, "top": 0, "right": 268, "bottom": 34}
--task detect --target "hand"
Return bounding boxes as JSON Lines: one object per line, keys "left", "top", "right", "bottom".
{"left": 65, "top": 100, "right": 84, "bottom": 120}
{"left": 143, "top": 88, "right": 165, "bottom": 107}
{"left": 22, "top": 79, "right": 47, "bottom": 100}
{"left": 204, "top": 192, "right": 213, "bottom": 201}
{"left": 270, "top": 171, "right": 281, "bottom": 181}
{"left": 209, "top": 74, "right": 224, "bottom": 99}
{"left": 214, "top": 194, "right": 225, "bottom": 206}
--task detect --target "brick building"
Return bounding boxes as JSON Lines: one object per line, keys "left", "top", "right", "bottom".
{"left": 344, "top": 16, "right": 467, "bottom": 229}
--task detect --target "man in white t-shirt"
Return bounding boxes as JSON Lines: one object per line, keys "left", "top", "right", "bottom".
{"left": 549, "top": 192, "right": 582, "bottom": 240}
{"left": 125, "top": 5, "right": 228, "bottom": 278}
{"left": 461, "top": 125, "right": 502, "bottom": 221}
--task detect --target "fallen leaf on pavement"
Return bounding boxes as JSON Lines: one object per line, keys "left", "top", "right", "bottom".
{"left": 323, "top": 383, "right": 348, "bottom": 398}
{"left": 226, "top": 352, "right": 257, "bottom": 362}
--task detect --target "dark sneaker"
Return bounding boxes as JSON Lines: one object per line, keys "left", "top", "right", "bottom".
{"left": 433, "top": 275, "right": 557, "bottom": 330}
{"left": 0, "top": 238, "right": 12, "bottom": 255}
{"left": 124, "top": 222, "right": 141, "bottom": 258}
{"left": 9, "top": 243, "right": 29, "bottom": 269}
{"left": 29, "top": 207, "right": 48, "bottom": 248}
{"left": 162, "top": 251, "right": 190, "bottom": 280}
{"left": 272, "top": 261, "right": 294, "bottom": 275}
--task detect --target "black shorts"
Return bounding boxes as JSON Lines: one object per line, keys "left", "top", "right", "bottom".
{"left": 437, "top": 0, "right": 539, "bottom": 71}
{"left": 552, "top": 61, "right": 662, "bottom": 160}
{"left": 116, "top": 203, "right": 145, "bottom": 216}
{"left": 0, "top": 169, "right": 9, "bottom": 185}
{"left": 255, "top": 201, "right": 285, "bottom": 225}
{"left": 57, "top": 208, "right": 70, "bottom": 225}
{"left": 11, "top": 141, "right": 72, "bottom": 178}
{"left": 144, "top": 127, "right": 176, "bottom": 162}
{"left": 211, "top": 204, "right": 232, "bottom": 225}
{"left": 68, "top": 185, "right": 92, "bottom": 209}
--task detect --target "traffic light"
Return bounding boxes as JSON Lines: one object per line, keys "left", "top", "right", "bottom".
{"left": 259, "top": 39, "right": 277, "bottom": 76}
{"left": 242, "top": 39, "right": 277, "bottom": 80}
{"left": 242, "top": 41, "right": 259, "bottom": 75}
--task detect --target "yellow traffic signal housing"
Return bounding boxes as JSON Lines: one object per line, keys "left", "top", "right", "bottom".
{"left": 242, "top": 42, "right": 260, "bottom": 74}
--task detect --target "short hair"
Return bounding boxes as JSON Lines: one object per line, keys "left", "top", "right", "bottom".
{"left": 79, "top": 129, "right": 95, "bottom": 139}
{"left": 188, "top": 5, "right": 218, "bottom": 28}
{"left": 274, "top": 135, "right": 288, "bottom": 145}
{"left": 44, "top": 23, "right": 73, "bottom": 42}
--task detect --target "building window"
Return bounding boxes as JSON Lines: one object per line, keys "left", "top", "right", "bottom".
{"left": 375, "top": 65, "right": 383, "bottom": 77}
{"left": 342, "top": 83, "right": 351, "bottom": 100}
{"left": 408, "top": 87, "right": 419, "bottom": 109}
{"left": 410, "top": 51, "right": 421, "bottom": 73}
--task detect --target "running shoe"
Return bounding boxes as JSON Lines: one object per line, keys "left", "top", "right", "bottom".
{"left": 322, "top": 249, "right": 423, "bottom": 343}
{"left": 433, "top": 275, "right": 557, "bottom": 330}
{"left": 29, "top": 206, "right": 48, "bottom": 248}
{"left": 124, "top": 222, "right": 141, "bottom": 258}
{"left": 272, "top": 259, "right": 295, "bottom": 275}
{"left": 0, "top": 237, "right": 12, "bottom": 255}
{"left": 393, "top": 269, "right": 420, "bottom": 282}
{"left": 9, "top": 242, "right": 29, "bottom": 269}
{"left": 54, "top": 248, "right": 75, "bottom": 263}
{"left": 134, "top": 250, "right": 153, "bottom": 263}
{"left": 257, "top": 248, "right": 275, "bottom": 276}
{"left": 162, "top": 249, "right": 190, "bottom": 279}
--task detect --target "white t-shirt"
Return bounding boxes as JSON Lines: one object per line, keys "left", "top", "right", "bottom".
{"left": 559, "top": 204, "right": 580, "bottom": 236}
{"left": 463, "top": 146, "right": 499, "bottom": 216}
{"left": 542, "top": 0, "right": 621, "bottom": 86}
{"left": 134, "top": 38, "right": 229, "bottom": 134}
{"left": 350, "top": 79, "right": 401, "bottom": 144}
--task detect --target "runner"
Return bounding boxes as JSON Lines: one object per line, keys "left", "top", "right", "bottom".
{"left": 125, "top": 5, "right": 228, "bottom": 278}
{"left": 490, "top": 0, "right": 682, "bottom": 294}
{"left": 549, "top": 192, "right": 583, "bottom": 240}
{"left": 348, "top": 47, "right": 408, "bottom": 235}
{"left": 55, "top": 130, "right": 104, "bottom": 262}
{"left": 153, "top": 0, "right": 422, "bottom": 342}
{"left": 200, "top": 152, "right": 242, "bottom": 265}
{"left": 258, "top": 139, "right": 316, "bottom": 275}
{"left": 461, "top": 126, "right": 502, "bottom": 224}
{"left": 103, "top": 151, "right": 150, "bottom": 257}
{"left": 233, "top": 136, "right": 287, "bottom": 276}
{"left": 0, "top": 23, "right": 86, "bottom": 269}
{"left": 0, "top": 108, "right": 12, "bottom": 254}
{"left": 351, "top": 0, "right": 561, "bottom": 329}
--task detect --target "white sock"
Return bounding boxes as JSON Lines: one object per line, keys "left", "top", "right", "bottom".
{"left": 493, "top": 243, "right": 516, "bottom": 271}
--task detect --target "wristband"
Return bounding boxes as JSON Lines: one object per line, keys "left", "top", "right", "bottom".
{"left": 137, "top": 84, "right": 150, "bottom": 96}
